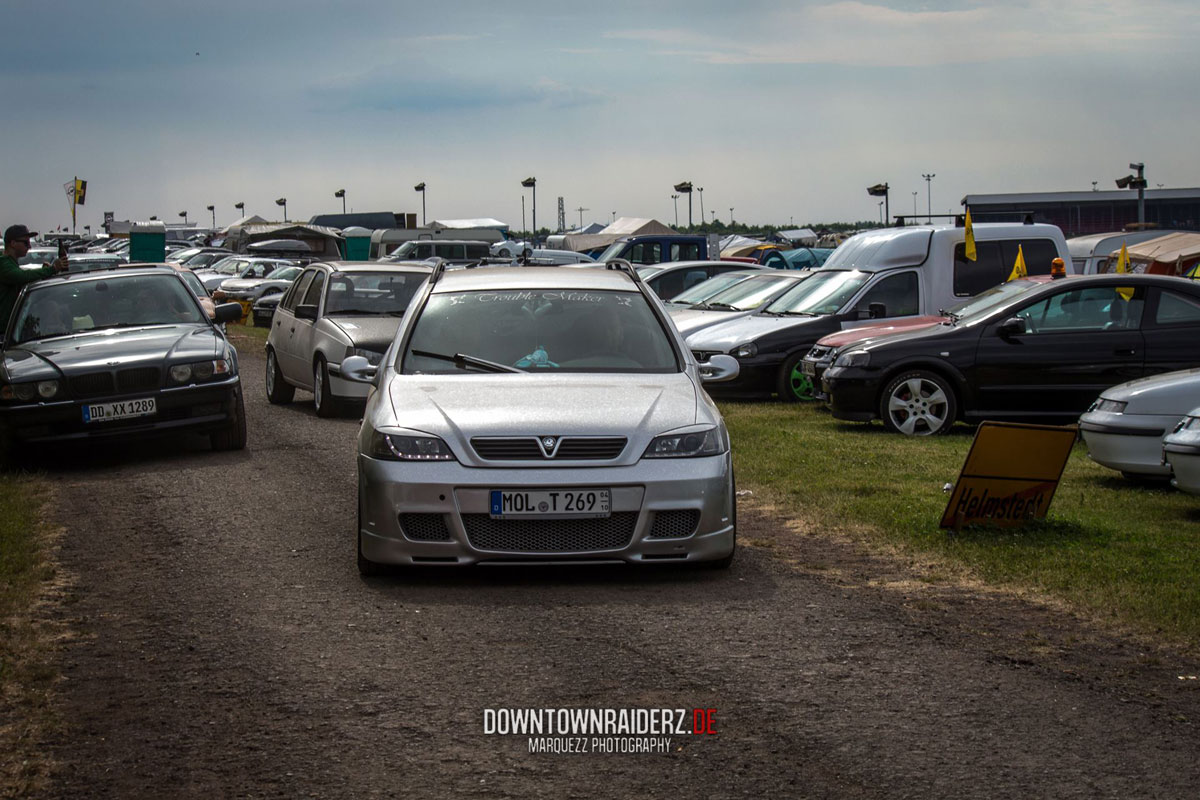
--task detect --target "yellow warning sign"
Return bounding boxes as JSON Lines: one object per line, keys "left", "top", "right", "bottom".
{"left": 940, "top": 422, "right": 1077, "bottom": 529}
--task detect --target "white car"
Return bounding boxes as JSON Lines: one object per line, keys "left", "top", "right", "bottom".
{"left": 1162, "top": 410, "right": 1200, "bottom": 494}
{"left": 339, "top": 263, "right": 741, "bottom": 574}
{"left": 1079, "top": 368, "right": 1200, "bottom": 479}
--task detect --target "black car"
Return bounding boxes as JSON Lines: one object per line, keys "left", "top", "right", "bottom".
{"left": 252, "top": 291, "right": 282, "bottom": 327}
{"left": 0, "top": 266, "right": 246, "bottom": 461}
{"left": 822, "top": 274, "right": 1200, "bottom": 435}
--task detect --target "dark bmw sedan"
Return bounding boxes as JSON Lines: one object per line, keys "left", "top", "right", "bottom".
{"left": 0, "top": 266, "right": 246, "bottom": 460}
{"left": 822, "top": 274, "right": 1200, "bottom": 435}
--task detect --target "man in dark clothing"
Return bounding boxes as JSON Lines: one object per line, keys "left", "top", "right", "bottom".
{"left": 0, "top": 224, "right": 69, "bottom": 337}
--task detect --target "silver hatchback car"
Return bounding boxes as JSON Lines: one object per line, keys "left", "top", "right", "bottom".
{"left": 341, "top": 263, "right": 742, "bottom": 573}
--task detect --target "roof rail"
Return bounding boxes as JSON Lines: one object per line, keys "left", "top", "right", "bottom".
{"left": 427, "top": 257, "right": 448, "bottom": 285}
{"left": 603, "top": 258, "right": 644, "bottom": 285}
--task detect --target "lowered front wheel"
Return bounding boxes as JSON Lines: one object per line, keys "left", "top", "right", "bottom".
{"left": 879, "top": 370, "right": 957, "bottom": 436}
{"left": 777, "top": 352, "right": 816, "bottom": 402}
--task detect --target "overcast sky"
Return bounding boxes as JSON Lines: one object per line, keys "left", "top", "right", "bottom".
{"left": 4, "top": 0, "right": 1196, "bottom": 234}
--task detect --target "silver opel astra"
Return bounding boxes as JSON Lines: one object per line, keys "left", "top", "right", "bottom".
{"left": 340, "top": 263, "right": 742, "bottom": 574}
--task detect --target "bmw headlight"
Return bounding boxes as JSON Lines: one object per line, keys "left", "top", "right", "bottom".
{"left": 733, "top": 342, "right": 758, "bottom": 359}
{"left": 1, "top": 380, "right": 61, "bottom": 403}
{"left": 369, "top": 431, "right": 456, "bottom": 461}
{"left": 833, "top": 349, "right": 870, "bottom": 368}
{"left": 643, "top": 427, "right": 727, "bottom": 458}
{"left": 1092, "top": 398, "right": 1127, "bottom": 414}
{"left": 352, "top": 348, "right": 384, "bottom": 366}
{"left": 169, "top": 358, "right": 234, "bottom": 385}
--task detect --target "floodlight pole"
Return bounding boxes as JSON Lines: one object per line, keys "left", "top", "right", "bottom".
{"left": 922, "top": 173, "right": 935, "bottom": 223}
{"left": 671, "top": 194, "right": 679, "bottom": 227}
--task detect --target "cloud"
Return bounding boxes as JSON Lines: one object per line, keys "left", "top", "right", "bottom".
{"left": 603, "top": 1, "right": 1195, "bottom": 67}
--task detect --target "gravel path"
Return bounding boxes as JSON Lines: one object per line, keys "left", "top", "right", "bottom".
{"left": 33, "top": 338, "right": 1200, "bottom": 799}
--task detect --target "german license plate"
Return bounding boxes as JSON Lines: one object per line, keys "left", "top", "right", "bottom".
{"left": 489, "top": 489, "right": 611, "bottom": 519}
{"left": 82, "top": 397, "right": 156, "bottom": 423}
{"left": 801, "top": 360, "right": 816, "bottom": 375}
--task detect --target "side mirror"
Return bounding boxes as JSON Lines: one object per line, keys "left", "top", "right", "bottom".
{"left": 295, "top": 303, "right": 318, "bottom": 321}
{"left": 340, "top": 355, "right": 377, "bottom": 384}
{"left": 214, "top": 302, "right": 243, "bottom": 324}
{"left": 868, "top": 302, "right": 887, "bottom": 319}
{"left": 699, "top": 354, "right": 740, "bottom": 383}
{"left": 998, "top": 316, "right": 1027, "bottom": 337}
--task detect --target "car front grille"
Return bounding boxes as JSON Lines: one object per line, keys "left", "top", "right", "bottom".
{"left": 399, "top": 513, "right": 453, "bottom": 542}
{"left": 118, "top": 367, "right": 161, "bottom": 393}
{"left": 647, "top": 510, "right": 700, "bottom": 539}
{"left": 462, "top": 512, "right": 638, "bottom": 552}
{"left": 70, "top": 372, "right": 116, "bottom": 399}
{"left": 471, "top": 436, "right": 627, "bottom": 461}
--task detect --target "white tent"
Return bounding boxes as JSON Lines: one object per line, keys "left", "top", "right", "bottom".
{"left": 558, "top": 217, "right": 676, "bottom": 252}
{"left": 427, "top": 218, "right": 509, "bottom": 231}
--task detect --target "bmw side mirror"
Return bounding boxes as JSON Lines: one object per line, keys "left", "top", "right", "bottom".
{"left": 340, "top": 355, "right": 377, "bottom": 383}
{"left": 699, "top": 354, "right": 740, "bottom": 383}
{"left": 999, "top": 316, "right": 1027, "bottom": 337}
{"left": 295, "top": 304, "right": 318, "bottom": 321}
{"left": 214, "top": 302, "right": 243, "bottom": 324}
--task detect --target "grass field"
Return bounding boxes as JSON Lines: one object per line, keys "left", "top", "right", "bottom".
{"left": 721, "top": 401, "right": 1200, "bottom": 645}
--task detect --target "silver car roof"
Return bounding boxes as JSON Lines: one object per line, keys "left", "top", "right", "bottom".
{"left": 432, "top": 265, "right": 640, "bottom": 293}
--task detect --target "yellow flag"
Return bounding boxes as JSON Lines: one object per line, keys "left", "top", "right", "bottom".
{"left": 1006, "top": 244, "right": 1027, "bottom": 281}
{"left": 75, "top": 178, "right": 87, "bottom": 206}
{"left": 1115, "top": 241, "right": 1133, "bottom": 301}
{"left": 963, "top": 207, "right": 976, "bottom": 261}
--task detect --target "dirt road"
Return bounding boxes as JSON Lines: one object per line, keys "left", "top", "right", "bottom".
{"left": 35, "top": 341, "right": 1200, "bottom": 798}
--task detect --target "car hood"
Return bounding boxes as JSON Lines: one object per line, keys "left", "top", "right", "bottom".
{"left": 327, "top": 316, "right": 403, "bottom": 352}
{"left": 384, "top": 373, "right": 701, "bottom": 447}
{"left": 686, "top": 313, "right": 828, "bottom": 350}
{"left": 670, "top": 308, "right": 759, "bottom": 337}
{"left": 815, "top": 316, "right": 947, "bottom": 349}
{"left": 3, "top": 326, "right": 223, "bottom": 382}
{"left": 219, "top": 278, "right": 265, "bottom": 291}
{"left": 1098, "top": 368, "right": 1200, "bottom": 413}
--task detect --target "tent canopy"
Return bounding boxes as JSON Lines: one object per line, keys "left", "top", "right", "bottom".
{"left": 559, "top": 217, "right": 676, "bottom": 252}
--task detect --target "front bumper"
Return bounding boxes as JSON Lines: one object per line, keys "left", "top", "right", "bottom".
{"left": 822, "top": 366, "right": 883, "bottom": 422}
{"left": 1078, "top": 412, "right": 1176, "bottom": 477}
{"left": 1163, "top": 429, "right": 1200, "bottom": 494}
{"left": 1, "top": 377, "right": 241, "bottom": 443}
{"left": 358, "top": 452, "right": 735, "bottom": 566}
{"left": 694, "top": 352, "right": 781, "bottom": 399}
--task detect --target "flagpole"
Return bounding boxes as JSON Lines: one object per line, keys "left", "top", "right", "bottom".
{"left": 72, "top": 175, "right": 78, "bottom": 233}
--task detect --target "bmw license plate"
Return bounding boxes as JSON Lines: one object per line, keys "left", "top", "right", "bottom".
{"left": 800, "top": 360, "right": 816, "bottom": 376}
{"left": 489, "top": 489, "right": 611, "bottom": 519}
{"left": 82, "top": 397, "right": 157, "bottom": 423}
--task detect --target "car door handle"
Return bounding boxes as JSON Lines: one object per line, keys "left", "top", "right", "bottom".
{"left": 1114, "top": 348, "right": 1136, "bottom": 356}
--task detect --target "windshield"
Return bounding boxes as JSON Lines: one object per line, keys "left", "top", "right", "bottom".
{"left": 596, "top": 241, "right": 630, "bottom": 263}
{"left": 324, "top": 271, "right": 427, "bottom": 315}
{"left": 945, "top": 278, "right": 1045, "bottom": 321}
{"left": 669, "top": 272, "right": 754, "bottom": 305}
{"left": 701, "top": 273, "right": 801, "bottom": 311}
{"left": 12, "top": 273, "right": 205, "bottom": 342}
{"left": 402, "top": 289, "right": 679, "bottom": 374}
{"left": 765, "top": 270, "right": 872, "bottom": 315}
{"left": 271, "top": 266, "right": 303, "bottom": 282}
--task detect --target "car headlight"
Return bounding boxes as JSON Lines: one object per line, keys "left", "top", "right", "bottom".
{"left": 832, "top": 349, "right": 870, "bottom": 368}
{"left": 733, "top": 342, "right": 758, "bottom": 359}
{"left": 352, "top": 348, "right": 384, "bottom": 366}
{"left": 369, "top": 432, "right": 456, "bottom": 461}
{"left": 1091, "top": 398, "right": 1127, "bottom": 414}
{"left": 168, "top": 358, "right": 233, "bottom": 385}
{"left": 643, "top": 427, "right": 726, "bottom": 458}
{"left": 1, "top": 381, "right": 60, "bottom": 402}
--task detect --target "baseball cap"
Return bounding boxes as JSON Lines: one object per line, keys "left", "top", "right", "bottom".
{"left": 4, "top": 224, "right": 38, "bottom": 244}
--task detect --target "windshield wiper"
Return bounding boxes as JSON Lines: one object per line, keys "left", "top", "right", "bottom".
{"left": 703, "top": 302, "right": 738, "bottom": 311}
{"left": 775, "top": 310, "right": 818, "bottom": 317}
{"left": 411, "top": 350, "right": 524, "bottom": 374}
